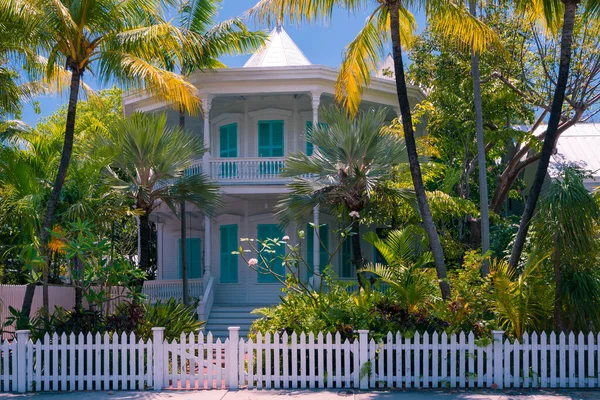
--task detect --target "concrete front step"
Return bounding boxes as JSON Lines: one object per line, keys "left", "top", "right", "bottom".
{"left": 205, "top": 305, "right": 265, "bottom": 339}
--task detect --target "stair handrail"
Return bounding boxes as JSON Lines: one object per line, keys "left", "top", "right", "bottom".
{"left": 198, "top": 276, "right": 215, "bottom": 324}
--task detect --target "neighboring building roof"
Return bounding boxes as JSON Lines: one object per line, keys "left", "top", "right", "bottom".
{"left": 551, "top": 123, "right": 600, "bottom": 189}
{"left": 243, "top": 26, "right": 311, "bottom": 68}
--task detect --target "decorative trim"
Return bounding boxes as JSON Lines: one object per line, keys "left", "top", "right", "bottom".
{"left": 248, "top": 108, "right": 293, "bottom": 118}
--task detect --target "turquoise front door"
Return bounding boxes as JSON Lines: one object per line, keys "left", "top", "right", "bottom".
{"left": 257, "top": 224, "right": 285, "bottom": 283}
{"left": 220, "top": 224, "right": 238, "bottom": 283}
{"left": 306, "top": 223, "right": 329, "bottom": 279}
{"left": 178, "top": 238, "right": 202, "bottom": 279}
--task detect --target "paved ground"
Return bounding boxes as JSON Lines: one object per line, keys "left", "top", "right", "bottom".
{"left": 2, "top": 389, "right": 600, "bottom": 400}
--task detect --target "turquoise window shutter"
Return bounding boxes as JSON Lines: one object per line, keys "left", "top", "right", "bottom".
{"left": 257, "top": 224, "right": 285, "bottom": 283}
{"left": 305, "top": 121, "right": 314, "bottom": 156}
{"left": 178, "top": 238, "right": 202, "bottom": 279}
{"left": 219, "top": 123, "right": 238, "bottom": 178}
{"left": 306, "top": 223, "right": 329, "bottom": 279}
{"left": 219, "top": 123, "right": 238, "bottom": 158}
{"left": 339, "top": 237, "right": 353, "bottom": 278}
{"left": 305, "top": 121, "right": 327, "bottom": 156}
{"left": 220, "top": 224, "right": 238, "bottom": 283}
{"left": 258, "top": 120, "right": 284, "bottom": 157}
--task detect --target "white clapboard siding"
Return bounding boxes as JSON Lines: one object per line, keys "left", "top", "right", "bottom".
{"left": 3, "top": 327, "right": 600, "bottom": 393}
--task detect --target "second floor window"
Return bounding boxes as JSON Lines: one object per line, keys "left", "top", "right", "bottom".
{"left": 258, "top": 120, "right": 284, "bottom": 157}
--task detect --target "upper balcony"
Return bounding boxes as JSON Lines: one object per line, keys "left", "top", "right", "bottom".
{"left": 189, "top": 157, "right": 287, "bottom": 184}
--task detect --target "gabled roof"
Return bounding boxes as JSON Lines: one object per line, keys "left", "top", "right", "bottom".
{"left": 243, "top": 26, "right": 311, "bottom": 68}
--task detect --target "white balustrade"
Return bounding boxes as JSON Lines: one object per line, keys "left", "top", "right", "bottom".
{"left": 142, "top": 279, "right": 203, "bottom": 303}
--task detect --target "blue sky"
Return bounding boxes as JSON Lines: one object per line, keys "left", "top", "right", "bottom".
{"left": 20, "top": 1, "right": 426, "bottom": 126}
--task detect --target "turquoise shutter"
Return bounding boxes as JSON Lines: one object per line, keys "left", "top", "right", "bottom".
{"left": 179, "top": 238, "right": 202, "bottom": 279}
{"left": 220, "top": 224, "right": 238, "bottom": 283}
{"left": 339, "top": 237, "right": 353, "bottom": 278}
{"left": 258, "top": 122, "right": 272, "bottom": 157}
{"left": 306, "top": 122, "right": 327, "bottom": 156}
{"left": 219, "top": 123, "right": 238, "bottom": 158}
{"left": 219, "top": 124, "right": 238, "bottom": 178}
{"left": 257, "top": 224, "right": 285, "bottom": 283}
{"left": 305, "top": 121, "right": 314, "bottom": 156}
{"left": 306, "top": 224, "right": 329, "bottom": 279}
{"left": 271, "top": 121, "right": 284, "bottom": 157}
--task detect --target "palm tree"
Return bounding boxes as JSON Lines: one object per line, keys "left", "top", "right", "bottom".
{"left": 508, "top": 0, "right": 599, "bottom": 268}
{"left": 174, "top": 0, "right": 265, "bottom": 305}
{"left": 248, "top": 0, "right": 500, "bottom": 299}
{"left": 278, "top": 107, "right": 413, "bottom": 284}
{"left": 97, "top": 112, "right": 221, "bottom": 275}
{"left": 468, "top": 0, "right": 490, "bottom": 276}
{"left": 0, "top": 0, "right": 203, "bottom": 317}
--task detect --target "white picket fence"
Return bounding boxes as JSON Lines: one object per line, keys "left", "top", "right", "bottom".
{"left": 2, "top": 328, "right": 600, "bottom": 392}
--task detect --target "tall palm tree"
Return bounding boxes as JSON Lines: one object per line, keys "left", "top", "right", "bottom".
{"left": 0, "top": 0, "right": 203, "bottom": 317}
{"left": 97, "top": 112, "right": 221, "bottom": 275}
{"left": 509, "top": 0, "right": 599, "bottom": 268}
{"left": 278, "top": 107, "right": 413, "bottom": 284}
{"left": 174, "top": 0, "right": 265, "bottom": 305}
{"left": 468, "top": 0, "right": 490, "bottom": 276}
{"left": 248, "top": 0, "right": 500, "bottom": 299}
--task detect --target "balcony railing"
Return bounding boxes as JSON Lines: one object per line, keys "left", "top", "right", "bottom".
{"left": 186, "top": 157, "right": 288, "bottom": 183}
{"left": 142, "top": 279, "right": 203, "bottom": 303}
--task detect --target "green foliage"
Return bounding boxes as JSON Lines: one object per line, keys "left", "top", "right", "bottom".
{"left": 250, "top": 273, "right": 448, "bottom": 341}
{"left": 3, "top": 299, "right": 203, "bottom": 342}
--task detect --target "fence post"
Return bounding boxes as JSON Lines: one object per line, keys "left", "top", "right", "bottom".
{"left": 15, "top": 330, "right": 29, "bottom": 393}
{"left": 152, "top": 327, "right": 165, "bottom": 391}
{"left": 227, "top": 327, "right": 240, "bottom": 390}
{"left": 358, "top": 330, "right": 369, "bottom": 390}
{"left": 492, "top": 330, "right": 504, "bottom": 389}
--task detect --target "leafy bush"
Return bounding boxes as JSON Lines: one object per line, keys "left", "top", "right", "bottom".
{"left": 4, "top": 299, "right": 203, "bottom": 342}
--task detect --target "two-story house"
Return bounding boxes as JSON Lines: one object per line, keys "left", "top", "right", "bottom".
{"left": 123, "top": 26, "right": 425, "bottom": 337}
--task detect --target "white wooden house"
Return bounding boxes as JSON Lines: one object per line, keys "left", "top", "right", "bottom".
{"left": 123, "top": 26, "right": 425, "bottom": 337}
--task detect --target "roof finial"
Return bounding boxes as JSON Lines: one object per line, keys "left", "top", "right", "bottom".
{"left": 275, "top": 15, "right": 283, "bottom": 31}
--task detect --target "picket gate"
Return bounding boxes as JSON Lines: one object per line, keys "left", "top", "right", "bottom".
{"left": 3, "top": 328, "right": 600, "bottom": 392}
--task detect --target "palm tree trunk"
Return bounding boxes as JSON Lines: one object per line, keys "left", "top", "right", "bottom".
{"left": 509, "top": 0, "right": 579, "bottom": 268}
{"left": 139, "top": 212, "right": 151, "bottom": 270}
{"left": 388, "top": 1, "right": 451, "bottom": 300}
{"left": 179, "top": 107, "right": 189, "bottom": 306}
{"left": 469, "top": 0, "right": 490, "bottom": 276}
{"left": 24, "top": 69, "right": 82, "bottom": 320}
{"left": 19, "top": 283, "right": 35, "bottom": 328}
{"left": 73, "top": 256, "right": 83, "bottom": 309}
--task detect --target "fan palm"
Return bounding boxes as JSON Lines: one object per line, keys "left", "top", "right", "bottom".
{"left": 277, "top": 107, "right": 413, "bottom": 284}
{"left": 361, "top": 227, "right": 438, "bottom": 312}
{"left": 97, "top": 112, "right": 222, "bottom": 273}
{"left": 509, "top": 0, "right": 600, "bottom": 268}
{"left": 249, "top": 0, "right": 501, "bottom": 300}
{"left": 174, "top": 0, "right": 265, "bottom": 304}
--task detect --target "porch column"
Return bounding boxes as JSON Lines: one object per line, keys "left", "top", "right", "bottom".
{"left": 310, "top": 92, "right": 322, "bottom": 288}
{"left": 204, "top": 216, "right": 212, "bottom": 280}
{"left": 156, "top": 222, "right": 164, "bottom": 280}
{"left": 311, "top": 91, "right": 321, "bottom": 125}
{"left": 202, "top": 95, "right": 213, "bottom": 174}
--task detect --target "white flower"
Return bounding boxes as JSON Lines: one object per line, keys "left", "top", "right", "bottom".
{"left": 349, "top": 211, "right": 360, "bottom": 218}
{"left": 248, "top": 258, "right": 258, "bottom": 266}
{"left": 282, "top": 236, "right": 290, "bottom": 241}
